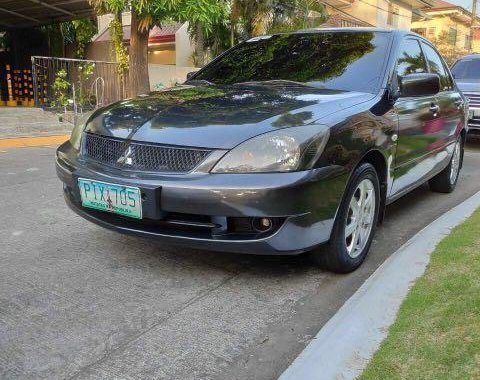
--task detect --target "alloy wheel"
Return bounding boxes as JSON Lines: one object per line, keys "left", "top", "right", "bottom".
{"left": 449, "top": 140, "right": 461, "bottom": 185}
{"left": 344, "top": 179, "right": 376, "bottom": 259}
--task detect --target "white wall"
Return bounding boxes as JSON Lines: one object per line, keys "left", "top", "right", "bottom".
{"left": 94, "top": 12, "right": 132, "bottom": 40}
{"left": 175, "top": 22, "right": 195, "bottom": 67}
{"left": 148, "top": 64, "right": 198, "bottom": 90}
{"left": 376, "top": 0, "right": 413, "bottom": 29}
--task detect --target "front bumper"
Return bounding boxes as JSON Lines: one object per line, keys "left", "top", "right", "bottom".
{"left": 56, "top": 141, "right": 348, "bottom": 254}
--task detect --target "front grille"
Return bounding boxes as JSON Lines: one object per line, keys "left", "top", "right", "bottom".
{"left": 464, "top": 92, "right": 480, "bottom": 108}
{"left": 83, "top": 133, "right": 211, "bottom": 173}
{"left": 468, "top": 116, "right": 480, "bottom": 129}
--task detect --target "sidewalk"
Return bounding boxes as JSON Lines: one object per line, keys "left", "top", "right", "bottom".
{"left": 280, "top": 191, "right": 480, "bottom": 380}
{"left": 0, "top": 107, "right": 72, "bottom": 139}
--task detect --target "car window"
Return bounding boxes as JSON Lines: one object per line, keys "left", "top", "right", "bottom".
{"left": 421, "top": 42, "right": 453, "bottom": 90}
{"left": 193, "top": 31, "right": 391, "bottom": 93}
{"left": 396, "top": 39, "right": 427, "bottom": 77}
{"left": 451, "top": 58, "right": 480, "bottom": 80}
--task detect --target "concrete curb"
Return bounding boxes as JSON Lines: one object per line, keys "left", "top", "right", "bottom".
{"left": 279, "top": 190, "right": 480, "bottom": 380}
{"left": 0, "top": 135, "right": 69, "bottom": 149}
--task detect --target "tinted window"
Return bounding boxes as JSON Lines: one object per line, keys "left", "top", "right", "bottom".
{"left": 194, "top": 32, "right": 390, "bottom": 93}
{"left": 451, "top": 58, "right": 480, "bottom": 80}
{"left": 396, "top": 39, "right": 427, "bottom": 77}
{"left": 421, "top": 42, "right": 453, "bottom": 90}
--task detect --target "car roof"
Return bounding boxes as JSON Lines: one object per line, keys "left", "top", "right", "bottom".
{"left": 265, "top": 27, "right": 422, "bottom": 40}
{"left": 292, "top": 27, "right": 412, "bottom": 36}
{"left": 456, "top": 53, "right": 480, "bottom": 60}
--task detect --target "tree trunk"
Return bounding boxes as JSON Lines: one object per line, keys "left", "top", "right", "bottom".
{"left": 129, "top": 11, "right": 150, "bottom": 96}
{"left": 195, "top": 23, "right": 205, "bottom": 67}
{"left": 230, "top": 20, "right": 235, "bottom": 48}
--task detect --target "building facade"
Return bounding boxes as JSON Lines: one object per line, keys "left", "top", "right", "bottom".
{"left": 411, "top": 0, "right": 480, "bottom": 52}
{"left": 322, "top": 0, "right": 433, "bottom": 29}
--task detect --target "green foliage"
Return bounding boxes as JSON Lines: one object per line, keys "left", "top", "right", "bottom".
{"left": 72, "top": 18, "right": 98, "bottom": 58}
{"left": 109, "top": 18, "right": 129, "bottom": 75}
{"left": 0, "top": 31, "right": 10, "bottom": 51}
{"left": 268, "top": 0, "right": 327, "bottom": 34}
{"left": 174, "top": 0, "right": 229, "bottom": 37}
{"left": 231, "top": 0, "right": 327, "bottom": 46}
{"left": 52, "top": 69, "right": 71, "bottom": 108}
{"left": 76, "top": 62, "right": 97, "bottom": 107}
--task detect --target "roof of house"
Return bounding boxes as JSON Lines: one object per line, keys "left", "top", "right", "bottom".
{"left": 422, "top": 0, "right": 472, "bottom": 12}
{"left": 94, "top": 23, "right": 182, "bottom": 45}
{"left": 0, "top": 0, "right": 94, "bottom": 29}
{"left": 321, "top": 13, "right": 371, "bottom": 27}
{"left": 417, "top": 0, "right": 480, "bottom": 23}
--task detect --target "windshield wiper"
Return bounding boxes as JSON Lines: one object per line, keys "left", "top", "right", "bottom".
{"left": 185, "top": 79, "right": 215, "bottom": 86}
{"left": 234, "top": 79, "right": 310, "bottom": 87}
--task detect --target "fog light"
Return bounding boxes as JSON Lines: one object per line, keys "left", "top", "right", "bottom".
{"left": 252, "top": 217, "right": 273, "bottom": 232}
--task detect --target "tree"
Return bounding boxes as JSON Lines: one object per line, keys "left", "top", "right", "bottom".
{"left": 89, "top": 0, "right": 179, "bottom": 96}
{"left": 429, "top": 31, "right": 468, "bottom": 66}
{"left": 231, "top": 0, "right": 326, "bottom": 40}
{"left": 174, "top": 0, "right": 229, "bottom": 67}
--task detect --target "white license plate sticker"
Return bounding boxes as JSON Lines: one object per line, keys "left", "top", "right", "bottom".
{"left": 78, "top": 178, "right": 142, "bottom": 219}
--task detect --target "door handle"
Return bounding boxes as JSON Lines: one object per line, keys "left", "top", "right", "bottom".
{"left": 429, "top": 104, "right": 439, "bottom": 115}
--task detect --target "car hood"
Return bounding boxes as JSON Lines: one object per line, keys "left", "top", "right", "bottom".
{"left": 85, "top": 83, "right": 376, "bottom": 149}
{"left": 455, "top": 80, "right": 480, "bottom": 93}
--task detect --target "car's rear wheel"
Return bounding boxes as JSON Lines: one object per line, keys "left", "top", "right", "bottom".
{"left": 429, "top": 137, "right": 463, "bottom": 193}
{"left": 311, "top": 162, "right": 380, "bottom": 273}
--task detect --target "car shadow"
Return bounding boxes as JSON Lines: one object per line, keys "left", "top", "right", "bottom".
{"left": 103, "top": 137, "right": 480, "bottom": 277}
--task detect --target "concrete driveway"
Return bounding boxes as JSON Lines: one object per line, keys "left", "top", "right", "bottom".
{"left": 1, "top": 139, "right": 480, "bottom": 380}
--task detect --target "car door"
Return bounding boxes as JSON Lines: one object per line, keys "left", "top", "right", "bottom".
{"left": 391, "top": 38, "right": 441, "bottom": 196}
{"left": 420, "top": 41, "right": 464, "bottom": 148}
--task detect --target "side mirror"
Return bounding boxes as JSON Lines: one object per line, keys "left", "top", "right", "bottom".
{"left": 399, "top": 73, "right": 440, "bottom": 97}
{"left": 186, "top": 71, "right": 198, "bottom": 80}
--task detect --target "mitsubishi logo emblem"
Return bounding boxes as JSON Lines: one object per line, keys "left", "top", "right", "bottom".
{"left": 117, "top": 146, "right": 133, "bottom": 166}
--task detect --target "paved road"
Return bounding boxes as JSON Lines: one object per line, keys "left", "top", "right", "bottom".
{"left": 1, "top": 139, "right": 480, "bottom": 380}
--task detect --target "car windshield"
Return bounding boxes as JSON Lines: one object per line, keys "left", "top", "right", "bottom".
{"left": 451, "top": 59, "right": 480, "bottom": 80}
{"left": 193, "top": 31, "right": 390, "bottom": 93}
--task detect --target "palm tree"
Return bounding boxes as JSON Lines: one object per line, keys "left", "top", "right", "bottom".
{"left": 230, "top": 0, "right": 326, "bottom": 42}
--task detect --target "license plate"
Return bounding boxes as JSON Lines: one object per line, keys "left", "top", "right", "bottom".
{"left": 78, "top": 178, "right": 142, "bottom": 219}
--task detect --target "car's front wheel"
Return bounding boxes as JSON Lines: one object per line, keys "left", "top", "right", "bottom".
{"left": 311, "top": 162, "right": 380, "bottom": 273}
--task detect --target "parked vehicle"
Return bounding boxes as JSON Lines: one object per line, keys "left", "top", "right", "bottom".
{"left": 451, "top": 54, "right": 480, "bottom": 134}
{"left": 56, "top": 28, "right": 467, "bottom": 273}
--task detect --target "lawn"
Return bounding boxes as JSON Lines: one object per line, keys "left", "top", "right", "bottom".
{"left": 360, "top": 208, "right": 480, "bottom": 380}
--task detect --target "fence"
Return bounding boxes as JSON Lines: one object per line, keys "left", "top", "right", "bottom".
{"left": 31, "top": 56, "right": 128, "bottom": 121}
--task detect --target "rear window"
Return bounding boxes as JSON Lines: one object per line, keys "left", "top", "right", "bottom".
{"left": 451, "top": 59, "right": 480, "bottom": 80}
{"left": 193, "top": 31, "right": 391, "bottom": 93}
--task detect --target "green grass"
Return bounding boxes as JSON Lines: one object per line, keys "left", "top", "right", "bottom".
{"left": 360, "top": 209, "right": 480, "bottom": 380}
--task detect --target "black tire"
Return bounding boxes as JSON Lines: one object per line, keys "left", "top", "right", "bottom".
{"left": 311, "top": 162, "right": 380, "bottom": 273}
{"left": 429, "top": 137, "right": 463, "bottom": 194}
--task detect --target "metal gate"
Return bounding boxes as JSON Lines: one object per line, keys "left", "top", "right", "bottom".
{"left": 31, "top": 56, "right": 128, "bottom": 119}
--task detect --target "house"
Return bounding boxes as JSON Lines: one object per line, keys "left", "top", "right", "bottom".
{"left": 411, "top": 0, "right": 480, "bottom": 52}
{"left": 321, "top": 0, "right": 433, "bottom": 29}
{"left": 87, "top": 13, "right": 197, "bottom": 89}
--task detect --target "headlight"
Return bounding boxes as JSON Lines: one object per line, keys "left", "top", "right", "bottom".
{"left": 212, "top": 124, "right": 330, "bottom": 173}
{"left": 70, "top": 111, "right": 93, "bottom": 150}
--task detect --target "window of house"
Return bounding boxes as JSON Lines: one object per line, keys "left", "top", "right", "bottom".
{"left": 465, "top": 34, "right": 471, "bottom": 50}
{"left": 421, "top": 42, "right": 453, "bottom": 91}
{"left": 448, "top": 27, "right": 457, "bottom": 46}
{"left": 412, "top": 28, "right": 426, "bottom": 37}
{"left": 387, "top": 3, "right": 400, "bottom": 28}
{"left": 427, "top": 27, "right": 436, "bottom": 40}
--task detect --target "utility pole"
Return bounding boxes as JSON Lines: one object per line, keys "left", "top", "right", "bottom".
{"left": 471, "top": 0, "right": 478, "bottom": 52}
